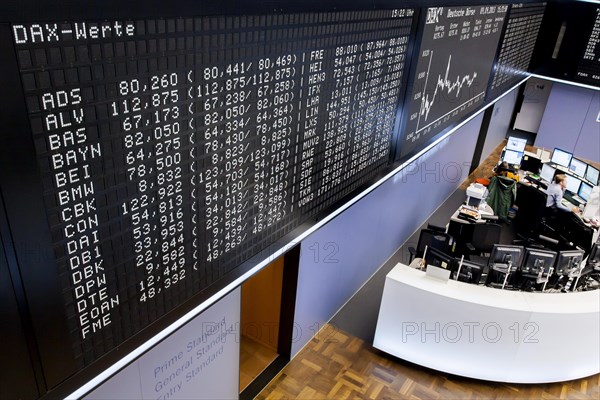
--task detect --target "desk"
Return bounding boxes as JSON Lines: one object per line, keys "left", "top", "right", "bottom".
{"left": 516, "top": 179, "right": 598, "bottom": 252}
{"left": 373, "top": 263, "right": 600, "bottom": 383}
{"left": 448, "top": 204, "right": 495, "bottom": 255}
{"left": 449, "top": 203, "right": 494, "bottom": 225}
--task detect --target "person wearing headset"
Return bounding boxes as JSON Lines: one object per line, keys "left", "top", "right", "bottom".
{"left": 545, "top": 174, "right": 580, "bottom": 214}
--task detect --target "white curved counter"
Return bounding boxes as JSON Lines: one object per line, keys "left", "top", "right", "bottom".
{"left": 373, "top": 263, "right": 600, "bottom": 383}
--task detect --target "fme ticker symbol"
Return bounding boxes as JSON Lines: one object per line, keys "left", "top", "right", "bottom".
{"left": 426, "top": 8, "right": 443, "bottom": 24}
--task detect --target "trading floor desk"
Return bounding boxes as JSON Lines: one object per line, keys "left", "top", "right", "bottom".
{"left": 515, "top": 179, "right": 599, "bottom": 252}
{"left": 373, "top": 263, "right": 600, "bottom": 383}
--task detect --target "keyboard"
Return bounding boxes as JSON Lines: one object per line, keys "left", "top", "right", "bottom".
{"left": 561, "top": 199, "right": 575, "bottom": 209}
{"left": 563, "top": 192, "right": 583, "bottom": 206}
{"left": 572, "top": 195, "right": 585, "bottom": 204}
{"left": 524, "top": 175, "right": 547, "bottom": 189}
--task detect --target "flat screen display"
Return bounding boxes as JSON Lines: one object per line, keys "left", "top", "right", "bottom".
{"left": 503, "top": 149, "right": 523, "bottom": 165}
{"left": 576, "top": 6, "right": 600, "bottom": 85}
{"left": 551, "top": 148, "right": 573, "bottom": 167}
{"left": 585, "top": 165, "right": 600, "bottom": 185}
{"left": 399, "top": 5, "right": 507, "bottom": 158}
{"left": 487, "top": 2, "right": 546, "bottom": 100}
{"left": 566, "top": 175, "right": 581, "bottom": 194}
{"left": 578, "top": 181, "right": 593, "bottom": 202}
{"left": 0, "top": 7, "right": 416, "bottom": 392}
{"left": 506, "top": 136, "right": 527, "bottom": 152}
{"left": 569, "top": 158, "right": 587, "bottom": 178}
{"left": 540, "top": 163, "right": 556, "bottom": 183}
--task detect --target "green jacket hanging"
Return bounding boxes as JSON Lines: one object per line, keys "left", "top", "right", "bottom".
{"left": 486, "top": 176, "right": 517, "bottom": 222}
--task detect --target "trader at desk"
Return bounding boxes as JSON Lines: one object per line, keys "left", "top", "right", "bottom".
{"left": 546, "top": 174, "right": 580, "bottom": 214}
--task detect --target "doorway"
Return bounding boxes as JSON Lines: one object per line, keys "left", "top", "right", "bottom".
{"left": 239, "top": 245, "right": 300, "bottom": 396}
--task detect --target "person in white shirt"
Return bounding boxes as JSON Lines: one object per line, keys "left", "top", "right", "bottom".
{"left": 545, "top": 174, "right": 579, "bottom": 213}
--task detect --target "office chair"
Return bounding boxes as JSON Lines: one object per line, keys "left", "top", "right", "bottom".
{"left": 408, "top": 229, "right": 454, "bottom": 264}
{"left": 463, "top": 223, "right": 502, "bottom": 265}
{"left": 518, "top": 248, "right": 557, "bottom": 292}
{"left": 426, "top": 223, "right": 447, "bottom": 233}
{"left": 514, "top": 184, "right": 553, "bottom": 241}
{"left": 513, "top": 233, "right": 561, "bottom": 252}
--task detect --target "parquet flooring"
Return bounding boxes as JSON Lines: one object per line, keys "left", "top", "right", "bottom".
{"left": 240, "top": 334, "right": 278, "bottom": 392}
{"left": 256, "top": 324, "right": 600, "bottom": 399}
{"left": 460, "top": 140, "right": 506, "bottom": 190}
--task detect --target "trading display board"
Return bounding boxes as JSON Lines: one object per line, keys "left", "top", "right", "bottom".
{"left": 531, "top": 1, "right": 600, "bottom": 86}
{"left": 3, "top": 1, "right": 585, "bottom": 398}
{"left": 399, "top": 5, "right": 507, "bottom": 159}
{"left": 576, "top": 6, "right": 600, "bottom": 85}
{"left": 487, "top": 2, "right": 546, "bottom": 100}
{"left": 2, "top": 7, "right": 415, "bottom": 391}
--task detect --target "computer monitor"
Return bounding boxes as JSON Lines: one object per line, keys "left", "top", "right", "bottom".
{"left": 520, "top": 154, "right": 542, "bottom": 174}
{"left": 569, "top": 158, "right": 587, "bottom": 178}
{"left": 506, "top": 136, "right": 527, "bottom": 152}
{"left": 502, "top": 149, "right": 523, "bottom": 165}
{"left": 551, "top": 148, "right": 573, "bottom": 168}
{"left": 488, "top": 244, "right": 524, "bottom": 269}
{"left": 588, "top": 243, "right": 600, "bottom": 267}
{"left": 565, "top": 175, "right": 581, "bottom": 194}
{"left": 423, "top": 247, "right": 455, "bottom": 270}
{"left": 554, "top": 250, "right": 584, "bottom": 275}
{"left": 540, "top": 163, "right": 556, "bottom": 183}
{"left": 453, "top": 258, "right": 484, "bottom": 284}
{"left": 415, "top": 229, "right": 453, "bottom": 259}
{"left": 585, "top": 165, "right": 599, "bottom": 185}
{"left": 578, "top": 181, "right": 593, "bottom": 202}
{"left": 521, "top": 248, "right": 557, "bottom": 276}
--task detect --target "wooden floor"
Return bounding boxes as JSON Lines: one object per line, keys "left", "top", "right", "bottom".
{"left": 460, "top": 140, "right": 505, "bottom": 190}
{"left": 256, "top": 324, "right": 600, "bottom": 399}
{"left": 240, "top": 335, "right": 278, "bottom": 393}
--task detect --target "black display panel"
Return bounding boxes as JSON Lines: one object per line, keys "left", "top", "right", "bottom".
{"left": 487, "top": 2, "right": 546, "bottom": 100}
{"left": 531, "top": 1, "right": 600, "bottom": 87}
{"left": 399, "top": 5, "right": 507, "bottom": 159}
{"left": 3, "top": 7, "right": 416, "bottom": 391}
{"left": 0, "top": 232, "right": 40, "bottom": 400}
{"left": 577, "top": 6, "right": 600, "bottom": 85}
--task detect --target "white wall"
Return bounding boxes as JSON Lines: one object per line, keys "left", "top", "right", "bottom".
{"left": 513, "top": 77, "right": 553, "bottom": 133}
{"left": 535, "top": 83, "right": 600, "bottom": 163}
{"left": 85, "top": 288, "right": 241, "bottom": 400}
